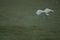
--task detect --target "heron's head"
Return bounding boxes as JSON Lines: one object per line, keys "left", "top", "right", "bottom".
{"left": 45, "top": 8, "right": 54, "bottom": 12}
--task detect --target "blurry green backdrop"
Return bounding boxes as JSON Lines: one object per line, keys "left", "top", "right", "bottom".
{"left": 0, "top": 0, "right": 60, "bottom": 40}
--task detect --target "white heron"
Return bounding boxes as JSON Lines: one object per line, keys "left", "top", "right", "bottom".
{"left": 36, "top": 8, "right": 54, "bottom": 16}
